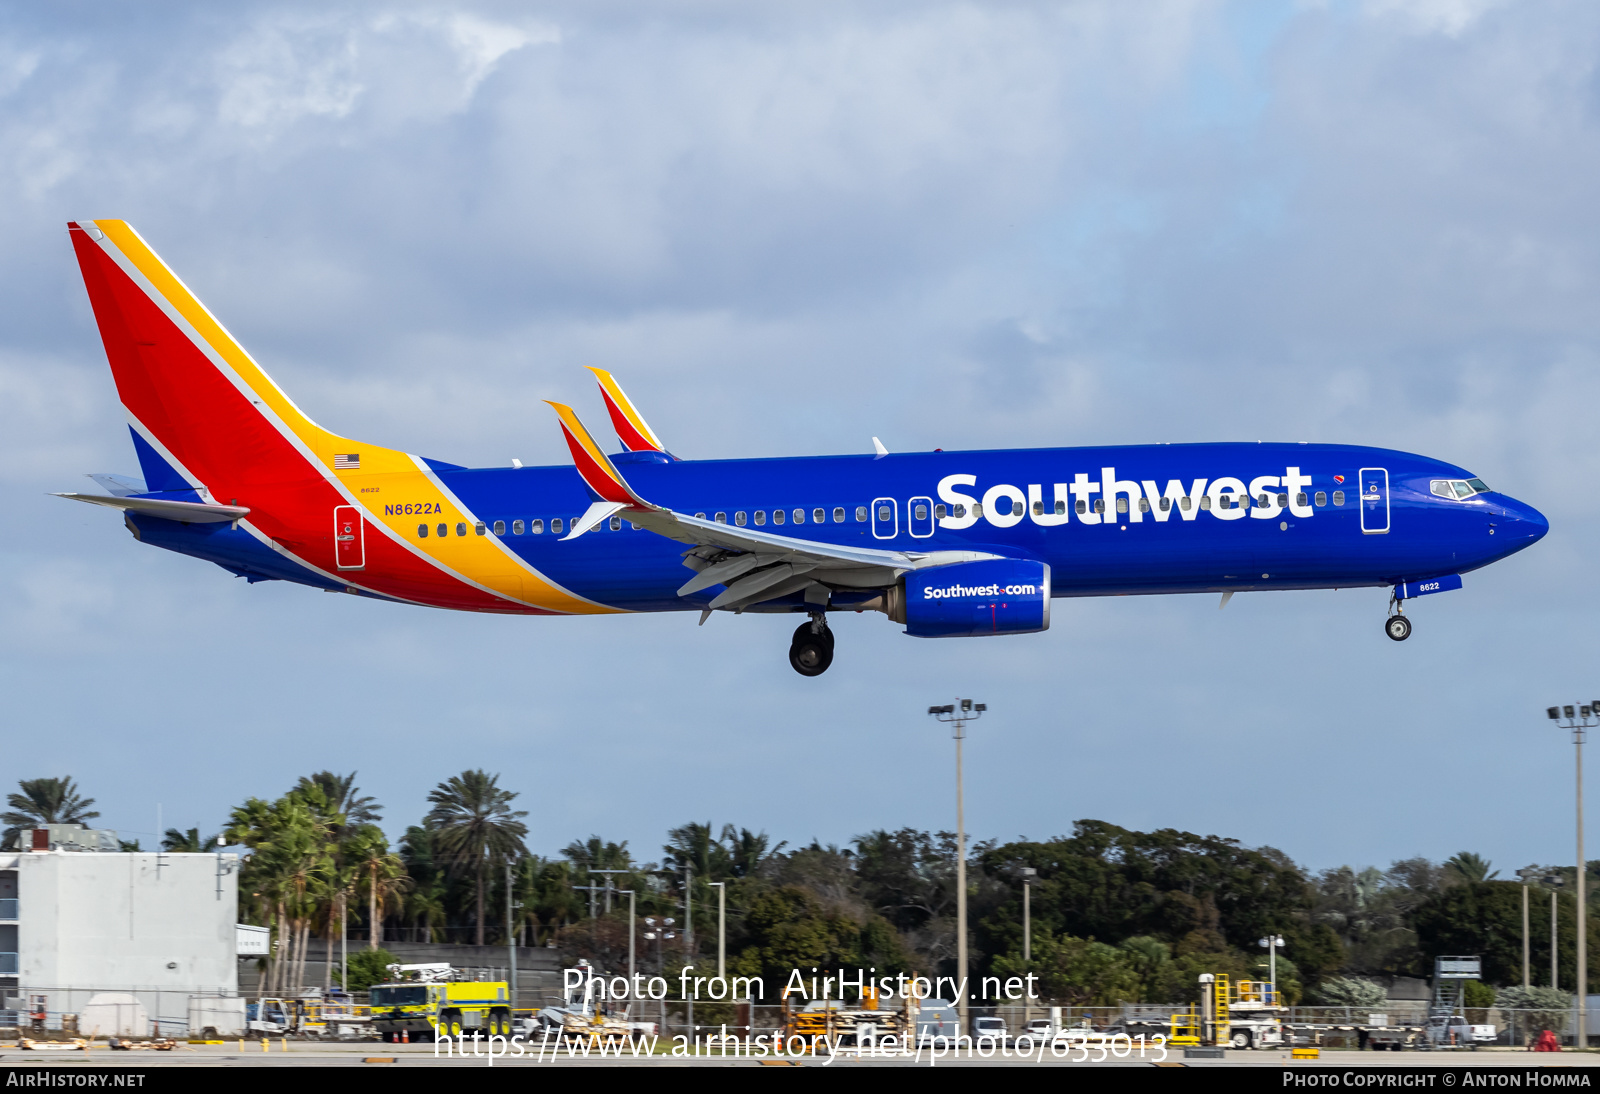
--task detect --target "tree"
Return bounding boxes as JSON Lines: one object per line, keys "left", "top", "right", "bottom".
{"left": 426, "top": 770, "right": 528, "bottom": 945}
{"left": 2, "top": 777, "right": 98, "bottom": 845}
{"left": 1497, "top": 986, "right": 1573, "bottom": 1035}
{"left": 347, "top": 825, "right": 409, "bottom": 950}
{"left": 295, "top": 772, "right": 382, "bottom": 827}
{"left": 1444, "top": 852, "right": 1498, "bottom": 884}
{"left": 163, "top": 827, "right": 218, "bottom": 852}
{"left": 338, "top": 947, "right": 398, "bottom": 992}
{"left": 992, "top": 934, "right": 1142, "bottom": 1007}
{"left": 1313, "top": 976, "right": 1388, "bottom": 1007}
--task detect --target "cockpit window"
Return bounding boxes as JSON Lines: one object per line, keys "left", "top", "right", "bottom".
{"left": 1431, "top": 478, "right": 1491, "bottom": 500}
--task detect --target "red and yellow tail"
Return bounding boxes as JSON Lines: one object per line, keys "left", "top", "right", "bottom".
{"left": 69, "top": 220, "right": 609, "bottom": 615}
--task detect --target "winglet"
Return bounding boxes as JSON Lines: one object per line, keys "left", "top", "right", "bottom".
{"left": 545, "top": 402, "right": 656, "bottom": 509}
{"left": 587, "top": 367, "right": 669, "bottom": 455}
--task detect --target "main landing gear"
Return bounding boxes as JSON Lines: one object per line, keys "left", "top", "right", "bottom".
{"left": 789, "top": 616, "right": 834, "bottom": 677}
{"left": 1385, "top": 596, "right": 1412, "bottom": 642}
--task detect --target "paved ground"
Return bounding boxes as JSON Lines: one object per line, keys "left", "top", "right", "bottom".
{"left": 2, "top": 1042, "right": 1600, "bottom": 1067}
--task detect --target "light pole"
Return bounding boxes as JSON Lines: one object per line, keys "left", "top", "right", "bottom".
{"left": 1549, "top": 702, "right": 1598, "bottom": 1050}
{"left": 619, "top": 889, "right": 636, "bottom": 1009}
{"left": 930, "top": 698, "right": 986, "bottom": 1032}
{"left": 1259, "top": 935, "right": 1285, "bottom": 1003}
{"left": 709, "top": 881, "right": 727, "bottom": 982}
{"left": 1519, "top": 865, "right": 1542, "bottom": 991}
{"left": 506, "top": 860, "right": 521, "bottom": 1009}
{"left": 1543, "top": 874, "right": 1565, "bottom": 991}
{"left": 1020, "top": 866, "right": 1037, "bottom": 1024}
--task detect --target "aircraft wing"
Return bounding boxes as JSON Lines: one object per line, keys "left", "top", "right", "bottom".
{"left": 545, "top": 402, "right": 1002, "bottom": 611}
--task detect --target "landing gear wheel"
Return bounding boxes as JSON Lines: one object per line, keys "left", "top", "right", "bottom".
{"left": 789, "top": 620, "right": 834, "bottom": 676}
{"left": 1385, "top": 615, "right": 1412, "bottom": 642}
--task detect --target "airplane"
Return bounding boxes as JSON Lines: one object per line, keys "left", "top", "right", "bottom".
{"left": 57, "top": 220, "right": 1549, "bottom": 676}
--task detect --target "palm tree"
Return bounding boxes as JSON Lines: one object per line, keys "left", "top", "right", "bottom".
{"left": 346, "top": 825, "right": 409, "bottom": 950}
{"left": 426, "top": 770, "right": 528, "bottom": 945}
{"left": 295, "top": 772, "right": 382, "bottom": 827}
{"left": 2, "top": 777, "right": 98, "bottom": 845}
{"left": 163, "top": 827, "right": 219, "bottom": 852}
{"left": 1444, "top": 852, "right": 1498, "bottom": 884}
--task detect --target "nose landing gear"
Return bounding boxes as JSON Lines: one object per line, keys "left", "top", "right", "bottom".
{"left": 789, "top": 615, "right": 834, "bottom": 676}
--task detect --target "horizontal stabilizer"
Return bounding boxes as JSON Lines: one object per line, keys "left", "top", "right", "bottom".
{"left": 54, "top": 493, "right": 250, "bottom": 524}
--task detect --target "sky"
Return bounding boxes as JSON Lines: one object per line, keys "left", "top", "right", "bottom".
{"left": 1, "top": 0, "right": 1597, "bottom": 878}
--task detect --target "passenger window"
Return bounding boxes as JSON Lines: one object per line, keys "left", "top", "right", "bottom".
{"left": 1116, "top": 498, "right": 1129, "bottom": 513}
{"left": 1314, "top": 492, "right": 1326, "bottom": 508}
{"left": 475, "top": 522, "right": 487, "bottom": 535}
{"left": 1033, "top": 500, "right": 1044, "bottom": 516}
{"left": 877, "top": 505, "right": 891, "bottom": 522}
{"left": 1094, "top": 500, "right": 1105, "bottom": 514}
{"left": 456, "top": 523, "right": 467, "bottom": 537}
{"left": 814, "top": 508, "right": 826, "bottom": 524}
{"left": 512, "top": 519, "right": 525, "bottom": 535}
{"left": 793, "top": 508, "right": 805, "bottom": 524}
{"left": 493, "top": 520, "right": 505, "bottom": 536}
{"left": 1056, "top": 500, "right": 1066, "bottom": 515}
{"left": 610, "top": 515, "right": 623, "bottom": 530}
{"left": 1075, "top": 500, "right": 1087, "bottom": 515}
{"left": 551, "top": 518, "right": 564, "bottom": 534}
{"left": 1159, "top": 497, "right": 1171, "bottom": 512}
{"left": 754, "top": 510, "right": 766, "bottom": 526}
{"left": 437, "top": 523, "right": 448, "bottom": 537}
{"left": 418, "top": 524, "right": 428, "bottom": 538}
{"left": 855, "top": 506, "right": 868, "bottom": 522}
{"left": 935, "top": 504, "right": 947, "bottom": 519}
{"left": 1277, "top": 494, "right": 1288, "bottom": 507}
{"left": 1296, "top": 493, "right": 1307, "bottom": 507}
{"left": 1138, "top": 498, "right": 1150, "bottom": 512}
{"left": 953, "top": 504, "right": 966, "bottom": 517}
{"left": 914, "top": 504, "right": 928, "bottom": 520}
{"left": 1200, "top": 496, "right": 1212, "bottom": 510}
{"left": 833, "top": 507, "right": 845, "bottom": 523}
{"left": 1179, "top": 497, "right": 1190, "bottom": 511}
{"left": 735, "top": 511, "right": 747, "bottom": 526}
{"left": 972, "top": 503, "right": 984, "bottom": 518}
{"left": 714, "top": 512, "right": 727, "bottom": 524}
{"left": 773, "top": 510, "right": 786, "bottom": 525}
{"left": 529, "top": 519, "right": 542, "bottom": 534}
{"left": 695, "top": 512, "right": 706, "bottom": 520}
{"left": 1332, "top": 491, "right": 1344, "bottom": 506}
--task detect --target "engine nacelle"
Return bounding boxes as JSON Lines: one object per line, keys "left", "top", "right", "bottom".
{"left": 901, "top": 559, "right": 1051, "bottom": 638}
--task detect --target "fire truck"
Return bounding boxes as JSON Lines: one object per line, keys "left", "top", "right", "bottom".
{"left": 369, "top": 963, "right": 513, "bottom": 1043}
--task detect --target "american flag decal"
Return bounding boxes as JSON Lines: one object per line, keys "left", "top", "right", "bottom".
{"left": 334, "top": 453, "right": 360, "bottom": 470}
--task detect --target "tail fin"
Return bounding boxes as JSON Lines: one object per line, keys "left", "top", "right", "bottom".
{"left": 586, "top": 367, "right": 670, "bottom": 455}
{"left": 67, "top": 220, "right": 394, "bottom": 496}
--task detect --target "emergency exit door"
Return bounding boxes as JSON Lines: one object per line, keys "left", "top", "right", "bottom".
{"left": 333, "top": 505, "right": 365, "bottom": 569}
{"left": 1358, "top": 468, "right": 1389, "bottom": 535}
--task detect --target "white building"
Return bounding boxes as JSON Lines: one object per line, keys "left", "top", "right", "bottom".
{"left": 0, "top": 838, "right": 241, "bottom": 1031}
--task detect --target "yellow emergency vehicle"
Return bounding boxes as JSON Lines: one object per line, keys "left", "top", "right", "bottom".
{"left": 369, "top": 963, "right": 513, "bottom": 1043}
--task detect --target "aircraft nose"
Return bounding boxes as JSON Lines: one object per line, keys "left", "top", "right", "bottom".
{"left": 1497, "top": 495, "right": 1549, "bottom": 545}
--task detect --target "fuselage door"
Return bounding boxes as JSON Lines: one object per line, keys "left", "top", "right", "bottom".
{"left": 334, "top": 505, "right": 365, "bottom": 569}
{"left": 908, "top": 496, "right": 935, "bottom": 538}
{"left": 1358, "top": 468, "right": 1389, "bottom": 535}
{"left": 872, "top": 497, "right": 898, "bottom": 540}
